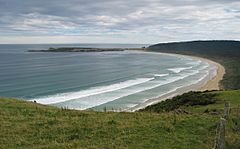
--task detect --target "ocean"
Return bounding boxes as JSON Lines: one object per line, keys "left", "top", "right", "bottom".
{"left": 0, "top": 44, "right": 217, "bottom": 111}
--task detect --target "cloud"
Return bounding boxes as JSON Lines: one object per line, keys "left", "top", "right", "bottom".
{"left": 95, "top": 15, "right": 126, "bottom": 26}
{"left": 0, "top": 0, "right": 239, "bottom": 43}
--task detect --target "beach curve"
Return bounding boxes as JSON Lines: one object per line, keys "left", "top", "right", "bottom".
{"left": 126, "top": 52, "right": 225, "bottom": 112}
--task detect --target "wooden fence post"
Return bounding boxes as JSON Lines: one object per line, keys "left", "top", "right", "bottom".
{"left": 215, "top": 118, "right": 226, "bottom": 149}
{"left": 238, "top": 105, "right": 240, "bottom": 116}
{"left": 223, "top": 102, "right": 230, "bottom": 119}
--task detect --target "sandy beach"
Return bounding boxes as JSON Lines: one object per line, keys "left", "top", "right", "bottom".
{"left": 127, "top": 53, "right": 226, "bottom": 112}
{"left": 194, "top": 56, "right": 225, "bottom": 91}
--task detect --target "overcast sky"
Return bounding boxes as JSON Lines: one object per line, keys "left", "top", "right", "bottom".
{"left": 0, "top": 0, "right": 239, "bottom": 44}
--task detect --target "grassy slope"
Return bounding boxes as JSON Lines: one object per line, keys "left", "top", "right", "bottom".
{"left": 1, "top": 90, "right": 240, "bottom": 148}
{"left": 141, "top": 90, "right": 240, "bottom": 149}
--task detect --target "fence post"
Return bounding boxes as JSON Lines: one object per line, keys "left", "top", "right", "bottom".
{"left": 224, "top": 102, "right": 230, "bottom": 119}
{"left": 238, "top": 105, "right": 240, "bottom": 116}
{"left": 215, "top": 118, "right": 226, "bottom": 149}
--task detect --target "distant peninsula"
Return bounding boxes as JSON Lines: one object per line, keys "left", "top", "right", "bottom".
{"left": 28, "top": 47, "right": 144, "bottom": 52}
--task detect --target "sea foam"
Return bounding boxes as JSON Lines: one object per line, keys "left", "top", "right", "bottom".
{"left": 30, "top": 77, "right": 154, "bottom": 104}
{"left": 153, "top": 73, "right": 169, "bottom": 77}
{"left": 168, "top": 66, "right": 193, "bottom": 73}
{"left": 50, "top": 67, "right": 206, "bottom": 110}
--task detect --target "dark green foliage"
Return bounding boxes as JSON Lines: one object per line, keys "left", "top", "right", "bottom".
{"left": 147, "top": 40, "right": 240, "bottom": 90}
{"left": 148, "top": 40, "right": 240, "bottom": 58}
{"left": 140, "top": 91, "right": 217, "bottom": 113}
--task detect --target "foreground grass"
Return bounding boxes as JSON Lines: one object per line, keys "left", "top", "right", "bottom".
{"left": 0, "top": 98, "right": 218, "bottom": 148}
{"left": 0, "top": 90, "right": 239, "bottom": 148}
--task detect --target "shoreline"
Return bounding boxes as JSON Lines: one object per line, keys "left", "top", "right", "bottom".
{"left": 194, "top": 56, "right": 225, "bottom": 91}
{"left": 127, "top": 52, "right": 225, "bottom": 112}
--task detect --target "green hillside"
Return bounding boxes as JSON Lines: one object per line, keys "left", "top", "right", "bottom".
{"left": 148, "top": 40, "right": 240, "bottom": 90}
{"left": 1, "top": 90, "right": 240, "bottom": 148}
{"left": 141, "top": 90, "right": 240, "bottom": 148}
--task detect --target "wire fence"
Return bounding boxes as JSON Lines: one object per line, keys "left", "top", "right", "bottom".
{"left": 214, "top": 102, "right": 231, "bottom": 149}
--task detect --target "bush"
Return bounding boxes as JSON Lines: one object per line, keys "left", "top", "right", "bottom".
{"left": 140, "top": 91, "right": 217, "bottom": 113}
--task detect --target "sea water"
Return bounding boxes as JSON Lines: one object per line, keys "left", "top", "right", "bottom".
{"left": 0, "top": 44, "right": 217, "bottom": 111}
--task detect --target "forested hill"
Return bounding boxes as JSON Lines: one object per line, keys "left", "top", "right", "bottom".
{"left": 148, "top": 40, "right": 240, "bottom": 58}
{"left": 147, "top": 40, "right": 240, "bottom": 90}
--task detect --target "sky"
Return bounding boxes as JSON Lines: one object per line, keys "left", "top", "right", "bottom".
{"left": 0, "top": 0, "right": 239, "bottom": 44}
